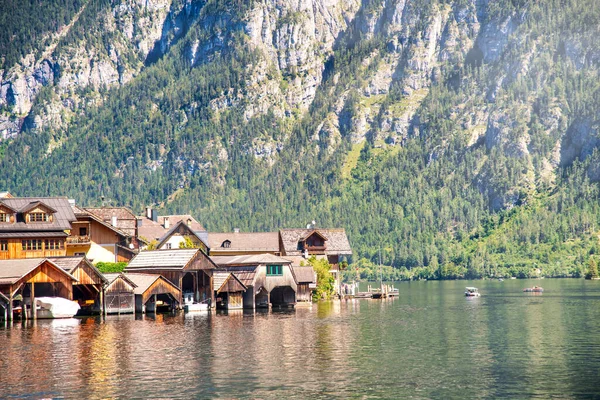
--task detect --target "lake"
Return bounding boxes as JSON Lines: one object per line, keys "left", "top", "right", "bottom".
{"left": 1, "top": 278, "right": 600, "bottom": 398}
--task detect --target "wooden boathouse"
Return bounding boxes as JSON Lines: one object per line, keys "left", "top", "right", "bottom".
{"left": 48, "top": 256, "right": 107, "bottom": 315}
{"left": 124, "top": 249, "right": 216, "bottom": 306}
{"left": 102, "top": 273, "right": 136, "bottom": 314}
{"left": 213, "top": 271, "right": 247, "bottom": 310}
{"left": 0, "top": 258, "right": 77, "bottom": 320}
{"left": 124, "top": 273, "right": 181, "bottom": 314}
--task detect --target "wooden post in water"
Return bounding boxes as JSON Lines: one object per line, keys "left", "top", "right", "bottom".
{"left": 30, "top": 282, "right": 35, "bottom": 321}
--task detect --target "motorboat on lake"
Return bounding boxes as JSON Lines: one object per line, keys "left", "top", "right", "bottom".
{"left": 523, "top": 286, "right": 544, "bottom": 293}
{"left": 465, "top": 287, "right": 480, "bottom": 297}
{"left": 183, "top": 292, "right": 210, "bottom": 312}
{"left": 30, "top": 297, "right": 80, "bottom": 319}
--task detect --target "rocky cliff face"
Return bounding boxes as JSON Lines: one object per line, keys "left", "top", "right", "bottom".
{"left": 1, "top": 0, "right": 599, "bottom": 214}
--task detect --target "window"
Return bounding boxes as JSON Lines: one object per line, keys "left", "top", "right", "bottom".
{"left": 267, "top": 265, "right": 283, "bottom": 276}
{"left": 22, "top": 239, "right": 43, "bottom": 251}
{"left": 28, "top": 212, "right": 49, "bottom": 222}
{"left": 79, "top": 227, "right": 88, "bottom": 236}
{"left": 165, "top": 243, "right": 172, "bottom": 249}
{"left": 0, "top": 240, "right": 7, "bottom": 251}
{"left": 0, "top": 213, "right": 9, "bottom": 223}
{"left": 221, "top": 240, "right": 231, "bottom": 248}
{"left": 45, "top": 239, "right": 64, "bottom": 250}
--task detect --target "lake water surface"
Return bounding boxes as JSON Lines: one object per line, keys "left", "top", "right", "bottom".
{"left": 1, "top": 278, "right": 600, "bottom": 399}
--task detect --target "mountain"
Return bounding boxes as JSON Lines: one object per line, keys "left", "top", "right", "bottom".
{"left": 1, "top": 0, "right": 600, "bottom": 279}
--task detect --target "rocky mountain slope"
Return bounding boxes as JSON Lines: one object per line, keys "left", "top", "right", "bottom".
{"left": 1, "top": 0, "right": 599, "bottom": 277}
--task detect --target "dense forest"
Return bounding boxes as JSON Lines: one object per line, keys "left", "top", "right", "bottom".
{"left": 1, "top": 0, "right": 600, "bottom": 280}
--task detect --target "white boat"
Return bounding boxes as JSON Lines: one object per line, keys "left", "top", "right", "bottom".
{"left": 465, "top": 287, "right": 480, "bottom": 297}
{"left": 183, "top": 292, "right": 210, "bottom": 312}
{"left": 34, "top": 297, "right": 80, "bottom": 319}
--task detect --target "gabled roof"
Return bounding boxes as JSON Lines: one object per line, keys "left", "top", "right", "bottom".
{"left": 0, "top": 202, "right": 17, "bottom": 213}
{"left": 83, "top": 207, "right": 138, "bottom": 236}
{"left": 0, "top": 258, "right": 78, "bottom": 286}
{"left": 73, "top": 207, "right": 131, "bottom": 238}
{"left": 137, "top": 215, "right": 205, "bottom": 242}
{"left": 301, "top": 230, "right": 328, "bottom": 242}
{"left": 291, "top": 266, "right": 317, "bottom": 284}
{"left": 47, "top": 256, "right": 108, "bottom": 285}
{"left": 0, "top": 197, "right": 76, "bottom": 232}
{"left": 216, "top": 267, "right": 258, "bottom": 287}
{"left": 279, "top": 228, "right": 352, "bottom": 256}
{"left": 102, "top": 273, "right": 137, "bottom": 288}
{"left": 158, "top": 215, "right": 205, "bottom": 232}
{"left": 125, "top": 249, "right": 216, "bottom": 271}
{"left": 123, "top": 273, "right": 181, "bottom": 295}
{"left": 19, "top": 201, "right": 57, "bottom": 214}
{"left": 156, "top": 220, "right": 209, "bottom": 249}
{"left": 213, "top": 271, "right": 247, "bottom": 293}
{"left": 210, "top": 254, "right": 292, "bottom": 266}
{"left": 207, "top": 232, "right": 280, "bottom": 253}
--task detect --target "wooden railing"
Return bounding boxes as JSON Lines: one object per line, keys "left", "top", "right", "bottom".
{"left": 305, "top": 245, "right": 326, "bottom": 253}
{"left": 66, "top": 235, "right": 91, "bottom": 244}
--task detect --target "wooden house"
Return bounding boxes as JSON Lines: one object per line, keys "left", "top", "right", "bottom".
{"left": 124, "top": 249, "right": 215, "bottom": 306}
{"left": 48, "top": 256, "right": 107, "bottom": 315}
{"left": 208, "top": 231, "right": 280, "bottom": 256}
{"left": 291, "top": 266, "right": 317, "bottom": 303}
{"left": 137, "top": 208, "right": 206, "bottom": 245}
{"left": 213, "top": 271, "right": 246, "bottom": 310}
{"left": 67, "top": 207, "right": 136, "bottom": 263}
{"left": 124, "top": 273, "right": 181, "bottom": 314}
{"left": 102, "top": 273, "right": 136, "bottom": 314}
{"left": 211, "top": 254, "right": 297, "bottom": 309}
{"left": 0, "top": 258, "right": 77, "bottom": 320}
{"left": 280, "top": 228, "right": 352, "bottom": 296}
{"left": 0, "top": 197, "right": 77, "bottom": 260}
{"left": 156, "top": 220, "right": 209, "bottom": 253}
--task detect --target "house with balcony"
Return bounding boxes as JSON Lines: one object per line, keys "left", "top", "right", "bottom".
{"left": 66, "top": 207, "right": 136, "bottom": 263}
{"left": 0, "top": 197, "right": 77, "bottom": 260}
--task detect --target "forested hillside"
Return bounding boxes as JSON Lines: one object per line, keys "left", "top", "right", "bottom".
{"left": 1, "top": 0, "right": 600, "bottom": 279}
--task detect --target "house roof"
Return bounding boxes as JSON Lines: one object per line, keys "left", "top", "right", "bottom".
{"left": 207, "top": 232, "right": 280, "bottom": 253}
{"left": 102, "top": 273, "right": 137, "bottom": 288}
{"left": 0, "top": 191, "right": 13, "bottom": 198}
{"left": 19, "top": 201, "right": 57, "bottom": 214}
{"left": 83, "top": 207, "right": 138, "bottom": 237}
{"left": 0, "top": 258, "right": 77, "bottom": 286}
{"left": 125, "top": 249, "right": 204, "bottom": 271}
{"left": 47, "top": 256, "right": 108, "bottom": 284}
{"left": 156, "top": 220, "right": 209, "bottom": 249}
{"left": 210, "top": 254, "right": 292, "bottom": 266}
{"left": 0, "top": 231, "right": 68, "bottom": 238}
{"left": 123, "top": 273, "right": 180, "bottom": 295}
{"left": 74, "top": 207, "right": 131, "bottom": 238}
{"left": 0, "top": 197, "right": 76, "bottom": 232}
{"left": 279, "top": 228, "right": 352, "bottom": 256}
{"left": 213, "top": 271, "right": 247, "bottom": 293}
{"left": 137, "top": 215, "right": 205, "bottom": 242}
{"left": 291, "top": 266, "right": 317, "bottom": 284}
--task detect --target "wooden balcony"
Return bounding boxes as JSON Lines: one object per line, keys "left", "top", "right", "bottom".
{"left": 66, "top": 235, "right": 91, "bottom": 245}
{"left": 305, "top": 245, "right": 326, "bottom": 254}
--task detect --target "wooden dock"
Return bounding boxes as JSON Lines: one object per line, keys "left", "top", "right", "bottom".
{"left": 351, "top": 284, "right": 399, "bottom": 299}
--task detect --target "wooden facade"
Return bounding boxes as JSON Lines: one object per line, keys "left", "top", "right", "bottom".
{"left": 0, "top": 237, "right": 67, "bottom": 260}
{"left": 103, "top": 273, "right": 136, "bottom": 314}
{"left": 214, "top": 272, "right": 246, "bottom": 310}
{"left": 124, "top": 273, "right": 181, "bottom": 314}
{"left": 0, "top": 259, "right": 77, "bottom": 321}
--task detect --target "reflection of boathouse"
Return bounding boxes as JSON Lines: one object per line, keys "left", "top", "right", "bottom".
{"left": 211, "top": 254, "right": 299, "bottom": 309}
{"left": 0, "top": 258, "right": 77, "bottom": 321}
{"left": 124, "top": 249, "right": 216, "bottom": 306}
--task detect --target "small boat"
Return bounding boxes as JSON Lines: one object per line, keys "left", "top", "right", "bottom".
{"left": 465, "top": 287, "right": 480, "bottom": 297}
{"left": 523, "top": 286, "right": 543, "bottom": 293}
{"left": 498, "top": 278, "right": 504, "bottom": 282}
{"left": 183, "top": 292, "right": 210, "bottom": 312}
{"left": 33, "top": 297, "right": 80, "bottom": 319}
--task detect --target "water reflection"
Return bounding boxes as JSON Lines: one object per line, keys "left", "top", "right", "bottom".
{"left": 1, "top": 279, "right": 600, "bottom": 398}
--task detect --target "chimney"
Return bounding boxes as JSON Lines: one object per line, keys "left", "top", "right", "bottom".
{"left": 146, "top": 207, "right": 152, "bottom": 219}
{"left": 164, "top": 218, "right": 170, "bottom": 229}
{"left": 234, "top": 228, "right": 240, "bottom": 233}
{"left": 151, "top": 209, "right": 158, "bottom": 222}
{"left": 137, "top": 218, "right": 143, "bottom": 227}
{"left": 187, "top": 217, "right": 192, "bottom": 226}
{"left": 111, "top": 215, "right": 118, "bottom": 227}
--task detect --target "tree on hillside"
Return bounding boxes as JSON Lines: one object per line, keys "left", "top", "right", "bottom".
{"left": 585, "top": 257, "right": 599, "bottom": 280}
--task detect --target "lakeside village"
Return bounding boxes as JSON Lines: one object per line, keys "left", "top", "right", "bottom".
{"left": 0, "top": 192, "right": 360, "bottom": 321}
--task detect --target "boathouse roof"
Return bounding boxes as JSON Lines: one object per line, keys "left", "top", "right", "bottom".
{"left": 0, "top": 258, "right": 78, "bottom": 285}
{"left": 291, "top": 266, "right": 317, "bottom": 284}
{"left": 126, "top": 248, "right": 217, "bottom": 271}
{"left": 213, "top": 271, "right": 247, "bottom": 293}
